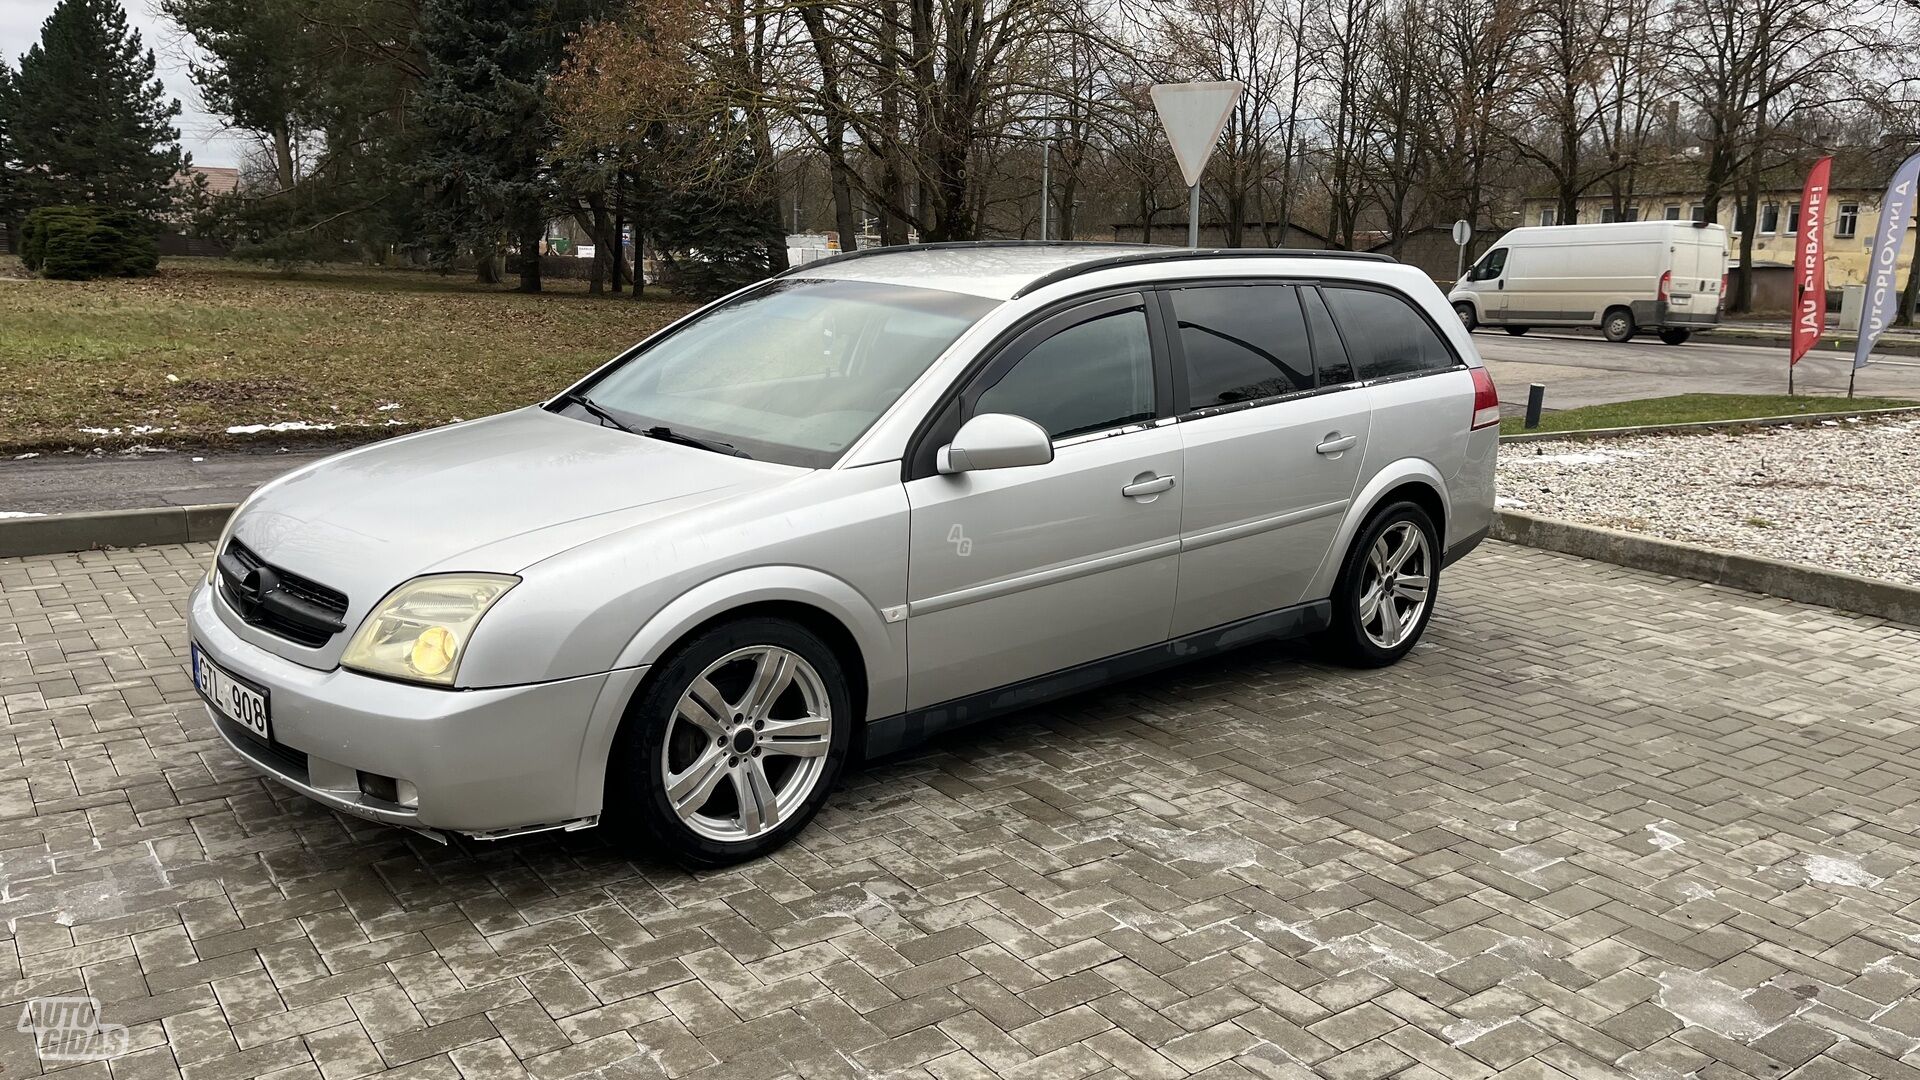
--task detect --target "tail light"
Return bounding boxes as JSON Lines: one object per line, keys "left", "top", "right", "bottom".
{"left": 1470, "top": 366, "right": 1500, "bottom": 430}
{"left": 1720, "top": 273, "right": 1728, "bottom": 311}
{"left": 1658, "top": 270, "right": 1671, "bottom": 302}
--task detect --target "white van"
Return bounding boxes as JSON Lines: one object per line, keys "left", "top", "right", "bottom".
{"left": 1448, "top": 220, "right": 1728, "bottom": 344}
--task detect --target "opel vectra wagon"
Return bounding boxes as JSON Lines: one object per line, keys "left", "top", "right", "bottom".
{"left": 187, "top": 243, "right": 1498, "bottom": 864}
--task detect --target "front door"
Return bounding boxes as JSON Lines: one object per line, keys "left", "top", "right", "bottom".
{"left": 903, "top": 294, "right": 1183, "bottom": 710}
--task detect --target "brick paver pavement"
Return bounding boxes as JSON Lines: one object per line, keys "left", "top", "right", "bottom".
{"left": 2, "top": 540, "right": 1918, "bottom": 1080}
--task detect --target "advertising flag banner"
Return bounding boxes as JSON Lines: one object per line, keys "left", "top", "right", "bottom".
{"left": 1854, "top": 151, "right": 1920, "bottom": 370}
{"left": 1791, "top": 156, "right": 1832, "bottom": 366}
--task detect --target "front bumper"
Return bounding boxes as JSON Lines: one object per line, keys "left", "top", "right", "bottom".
{"left": 187, "top": 580, "right": 634, "bottom": 836}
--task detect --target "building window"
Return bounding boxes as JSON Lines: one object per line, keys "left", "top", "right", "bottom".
{"left": 1837, "top": 202, "right": 1860, "bottom": 239}
{"left": 1760, "top": 203, "right": 1779, "bottom": 233}
{"left": 1786, "top": 202, "right": 1800, "bottom": 234}
{"left": 1664, "top": 204, "right": 1682, "bottom": 220}
{"left": 1538, "top": 208, "right": 1557, "bottom": 227}
{"left": 1691, "top": 203, "right": 1709, "bottom": 223}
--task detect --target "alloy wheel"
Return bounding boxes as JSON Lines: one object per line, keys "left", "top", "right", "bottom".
{"left": 1357, "top": 521, "right": 1431, "bottom": 650}
{"left": 660, "top": 645, "right": 833, "bottom": 842}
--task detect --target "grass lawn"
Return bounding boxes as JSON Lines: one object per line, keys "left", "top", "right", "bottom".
{"left": 1500, "top": 393, "right": 1919, "bottom": 435}
{"left": 0, "top": 256, "right": 695, "bottom": 452}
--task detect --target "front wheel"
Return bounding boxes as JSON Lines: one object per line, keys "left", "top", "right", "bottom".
{"left": 1602, "top": 308, "right": 1636, "bottom": 343}
{"left": 1453, "top": 302, "right": 1478, "bottom": 332}
{"left": 1322, "top": 502, "right": 1440, "bottom": 668}
{"left": 605, "top": 617, "right": 853, "bottom": 866}
{"left": 1659, "top": 329, "right": 1692, "bottom": 345}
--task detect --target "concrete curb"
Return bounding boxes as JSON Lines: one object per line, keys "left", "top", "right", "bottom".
{"left": 1500, "top": 404, "right": 1920, "bottom": 443}
{"left": 0, "top": 503, "right": 236, "bottom": 559}
{"left": 1697, "top": 328, "right": 1920, "bottom": 357}
{"left": 1492, "top": 509, "right": 1920, "bottom": 626}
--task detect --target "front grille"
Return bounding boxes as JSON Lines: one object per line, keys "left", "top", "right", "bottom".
{"left": 218, "top": 540, "right": 350, "bottom": 648}
{"left": 212, "top": 714, "right": 309, "bottom": 782}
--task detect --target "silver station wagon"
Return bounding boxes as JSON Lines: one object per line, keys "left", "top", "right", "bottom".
{"left": 187, "top": 243, "right": 1499, "bottom": 864}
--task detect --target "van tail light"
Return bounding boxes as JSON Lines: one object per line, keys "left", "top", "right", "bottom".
{"left": 1720, "top": 273, "right": 1728, "bottom": 311}
{"left": 1658, "top": 270, "right": 1672, "bottom": 302}
{"left": 1470, "top": 366, "right": 1501, "bottom": 430}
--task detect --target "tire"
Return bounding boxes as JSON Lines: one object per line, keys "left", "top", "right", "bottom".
{"left": 1602, "top": 308, "right": 1636, "bottom": 343}
{"left": 1504, "top": 326, "right": 1530, "bottom": 336}
{"left": 1453, "top": 302, "right": 1478, "bottom": 332}
{"left": 1322, "top": 501, "right": 1441, "bottom": 668}
{"left": 1659, "top": 329, "right": 1691, "bottom": 345}
{"left": 604, "top": 616, "right": 853, "bottom": 866}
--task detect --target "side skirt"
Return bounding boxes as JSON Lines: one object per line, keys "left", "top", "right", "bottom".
{"left": 862, "top": 600, "right": 1332, "bottom": 759}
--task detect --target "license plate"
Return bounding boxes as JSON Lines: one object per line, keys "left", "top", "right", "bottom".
{"left": 192, "top": 643, "right": 271, "bottom": 741}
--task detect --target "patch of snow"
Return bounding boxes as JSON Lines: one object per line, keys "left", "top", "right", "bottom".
{"left": 1646, "top": 822, "right": 1685, "bottom": 850}
{"left": 166, "top": 373, "right": 179, "bottom": 382}
{"left": 1655, "top": 969, "right": 1781, "bottom": 1040}
{"left": 377, "top": 402, "right": 402, "bottom": 411}
{"left": 1505, "top": 448, "right": 1649, "bottom": 466}
{"left": 76, "top": 424, "right": 165, "bottom": 437}
{"left": 0, "top": 511, "right": 45, "bottom": 519}
{"left": 225, "top": 421, "right": 338, "bottom": 435}
{"left": 1495, "top": 495, "right": 1531, "bottom": 509}
{"left": 1802, "top": 854, "right": 1883, "bottom": 888}
{"left": 1444, "top": 1016, "right": 1519, "bottom": 1045}
{"left": 191, "top": 456, "right": 205, "bottom": 462}
{"left": 1676, "top": 881, "right": 1717, "bottom": 901}
{"left": 13, "top": 452, "right": 39, "bottom": 459}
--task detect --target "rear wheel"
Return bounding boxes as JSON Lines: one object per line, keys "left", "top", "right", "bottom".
{"left": 1453, "top": 302, "right": 1478, "bottom": 331}
{"left": 1323, "top": 502, "right": 1440, "bottom": 668}
{"left": 1602, "top": 307, "right": 1636, "bottom": 343}
{"left": 1504, "top": 326, "right": 1530, "bottom": 336}
{"left": 1659, "top": 328, "right": 1692, "bottom": 345}
{"left": 605, "top": 617, "right": 852, "bottom": 866}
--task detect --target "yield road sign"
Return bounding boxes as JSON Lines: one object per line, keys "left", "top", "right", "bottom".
{"left": 1150, "top": 82, "right": 1244, "bottom": 189}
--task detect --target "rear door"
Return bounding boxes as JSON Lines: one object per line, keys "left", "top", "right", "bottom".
{"left": 1166, "top": 283, "right": 1374, "bottom": 636}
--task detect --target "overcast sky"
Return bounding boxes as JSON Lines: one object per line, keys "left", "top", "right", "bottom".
{"left": 1, "top": 0, "right": 244, "bottom": 167}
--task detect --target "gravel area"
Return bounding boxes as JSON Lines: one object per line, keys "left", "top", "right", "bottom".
{"left": 1497, "top": 415, "right": 1920, "bottom": 586}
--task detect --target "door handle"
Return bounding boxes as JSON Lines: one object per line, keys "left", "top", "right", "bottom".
{"left": 1121, "top": 474, "right": 1176, "bottom": 498}
{"left": 1316, "top": 434, "right": 1358, "bottom": 455}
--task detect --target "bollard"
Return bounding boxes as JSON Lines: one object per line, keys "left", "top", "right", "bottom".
{"left": 1524, "top": 384, "right": 1546, "bottom": 429}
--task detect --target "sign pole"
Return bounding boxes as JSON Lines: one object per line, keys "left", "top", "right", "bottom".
{"left": 1188, "top": 185, "right": 1201, "bottom": 248}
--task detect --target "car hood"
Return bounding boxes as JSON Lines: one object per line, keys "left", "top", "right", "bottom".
{"left": 225, "top": 408, "right": 801, "bottom": 665}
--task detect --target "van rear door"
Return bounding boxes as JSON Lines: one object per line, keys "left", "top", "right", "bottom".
{"left": 1666, "top": 227, "right": 1726, "bottom": 324}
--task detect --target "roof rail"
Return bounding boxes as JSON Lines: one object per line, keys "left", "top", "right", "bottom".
{"left": 1012, "top": 247, "right": 1396, "bottom": 298}
{"left": 776, "top": 239, "right": 1152, "bottom": 278}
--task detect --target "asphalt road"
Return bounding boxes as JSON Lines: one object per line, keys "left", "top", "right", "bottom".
{"left": 1474, "top": 327, "right": 1920, "bottom": 410}
{"left": 4, "top": 332, "right": 1920, "bottom": 516}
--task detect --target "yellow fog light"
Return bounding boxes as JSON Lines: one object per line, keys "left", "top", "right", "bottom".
{"left": 410, "top": 626, "right": 458, "bottom": 677}
{"left": 341, "top": 574, "right": 518, "bottom": 687}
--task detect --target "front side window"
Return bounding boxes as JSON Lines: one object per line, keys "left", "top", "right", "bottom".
{"left": 1169, "top": 285, "right": 1314, "bottom": 409}
{"left": 1322, "top": 287, "right": 1458, "bottom": 381}
{"left": 572, "top": 278, "right": 996, "bottom": 467}
{"left": 975, "top": 308, "right": 1154, "bottom": 440}
{"left": 1474, "top": 247, "right": 1508, "bottom": 280}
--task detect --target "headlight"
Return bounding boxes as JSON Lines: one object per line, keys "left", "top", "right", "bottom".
{"left": 340, "top": 574, "right": 518, "bottom": 687}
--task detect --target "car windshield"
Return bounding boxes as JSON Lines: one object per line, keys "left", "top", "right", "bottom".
{"left": 565, "top": 278, "right": 998, "bottom": 467}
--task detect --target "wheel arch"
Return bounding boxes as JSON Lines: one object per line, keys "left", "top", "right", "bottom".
{"left": 573, "top": 567, "right": 899, "bottom": 820}
{"left": 1309, "top": 462, "right": 1450, "bottom": 600}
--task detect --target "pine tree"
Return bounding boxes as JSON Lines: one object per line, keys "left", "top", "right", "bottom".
{"left": 9, "top": 0, "right": 186, "bottom": 219}
{"left": 414, "top": 0, "right": 589, "bottom": 292}
{"left": 0, "top": 65, "right": 19, "bottom": 233}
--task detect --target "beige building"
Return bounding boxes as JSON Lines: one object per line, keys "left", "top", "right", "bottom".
{"left": 1517, "top": 189, "right": 1915, "bottom": 289}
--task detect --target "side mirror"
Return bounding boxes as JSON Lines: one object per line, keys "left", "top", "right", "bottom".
{"left": 937, "top": 413, "right": 1053, "bottom": 475}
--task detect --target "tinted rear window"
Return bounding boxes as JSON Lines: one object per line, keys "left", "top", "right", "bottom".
{"left": 1169, "top": 285, "right": 1315, "bottom": 408}
{"left": 1322, "top": 287, "right": 1457, "bottom": 380}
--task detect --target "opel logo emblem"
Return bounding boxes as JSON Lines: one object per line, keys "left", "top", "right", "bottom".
{"left": 236, "top": 565, "right": 280, "bottom": 618}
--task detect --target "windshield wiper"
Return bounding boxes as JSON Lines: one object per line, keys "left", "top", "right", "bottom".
{"left": 559, "top": 390, "right": 634, "bottom": 434}
{"left": 641, "top": 425, "right": 751, "bottom": 459}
